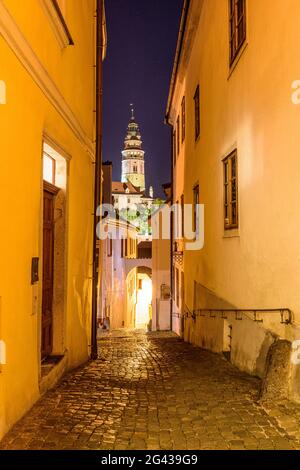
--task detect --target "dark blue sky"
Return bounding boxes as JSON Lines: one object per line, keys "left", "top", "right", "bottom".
{"left": 103, "top": 0, "right": 183, "bottom": 198}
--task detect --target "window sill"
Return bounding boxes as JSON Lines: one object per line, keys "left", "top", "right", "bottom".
{"left": 223, "top": 228, "right": 240, "bottom": 239}
{"left": 40, "top": 0, "right": 74, "bottom": 49}
{"left": 228, "top": 41, "right": 248, "bottom": 80}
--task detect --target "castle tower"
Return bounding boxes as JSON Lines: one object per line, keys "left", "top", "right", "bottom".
{"left": 121, "top": 106, "right": 146, "bottom": 191}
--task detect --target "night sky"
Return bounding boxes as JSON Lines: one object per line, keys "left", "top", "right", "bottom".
{"left": 103, "top": 0, "right": 183, "bottom": 198}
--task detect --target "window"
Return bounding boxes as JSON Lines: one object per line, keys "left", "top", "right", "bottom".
{"left": 133, "top": 165, "right": 138, "bottom": 173}
{"left": 176, "top": 116, "right": 180, "bottom": 155}
{"left": 181, "top": 194, "right": 184, "bottom": 239}
{"left": 43, "top": 153, "right": 56, "bottom": 185}
{"left": 229, "top": 0, "right": 246, "bottom": 65}
{"left": 194, "top": 85, "right": 200, "bottom": 141}
{"left": 223, "top": 150, "right": 238, "bottom": 229}
{"left": 181, "top": 271, "right": 185, "bottom": 311}
{"left": 176, "top": 268, "right": 180, "bottom": 308}
{"left": 175, "top": 200, "right": 180, "bottom": 239}
{"left": 173, "top": 131, "right": 176, "bottom": 166}
{"left": 181, "top": 96, "right": 186, "bottom": 143}
{"left": 0, "top": 80, "right": 6, "bottom": 105}
{"left": 193, "top": 185, "right": 199, "bottom": 234}
{"left": 108, "top": 238, "right": 113, "bottom": 258}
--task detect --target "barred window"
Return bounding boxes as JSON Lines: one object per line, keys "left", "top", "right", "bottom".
{"left": 229, "top": 0, "right": 246, "bottom": 65}
{"left": 223, "top": 150, "right": 238, "bottom": 230}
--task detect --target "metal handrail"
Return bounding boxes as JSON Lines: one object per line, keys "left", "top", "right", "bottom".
{"left": 184, "top": 308, "right": 293, "bottom": 325}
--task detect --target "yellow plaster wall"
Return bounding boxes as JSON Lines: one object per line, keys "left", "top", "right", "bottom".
{"left": 169, "top": 0, "right": 300, "bottom": 388}
{"left": 183, "top": 0, "right": 300, "bottom": 323}
{"left": 0, "top": 0, "right": 96, "bottom": 439}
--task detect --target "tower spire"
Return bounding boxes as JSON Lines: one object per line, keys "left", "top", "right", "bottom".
{"left": 130, "top": 103, "right": 135, "bottom": 121}
{"left": 121, "top": 107, "right": 146, "bottom": 191}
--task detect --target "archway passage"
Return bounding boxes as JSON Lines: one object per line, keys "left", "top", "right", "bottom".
{"left": 125, "top": 266, "right": 152, "bottom": 330}
{"left": 135, "top": 270, "right": 152, "bottom": 329}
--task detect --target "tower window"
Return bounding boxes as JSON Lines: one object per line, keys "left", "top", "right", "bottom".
{"left": 133, "top": 165, "right": 138, "bottom": 173}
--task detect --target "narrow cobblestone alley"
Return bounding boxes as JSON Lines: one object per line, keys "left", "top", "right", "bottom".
{"left": 1, "top": 331, "right": 300, "bottom": 451}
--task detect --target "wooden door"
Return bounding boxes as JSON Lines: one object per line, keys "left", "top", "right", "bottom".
{"left": 42, "top": 182, "right": 58, "bottom": 359}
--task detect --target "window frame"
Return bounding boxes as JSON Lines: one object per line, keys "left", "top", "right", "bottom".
{"left": 108, "top": 238, "right": 113, "bottom": 258}
{"left": 43, "top": 152, "right": 56, "bottom": 186}
{"left": 175, "top": 268, "right": 180, "bottom": 308}
{"left": 194, "top": 85, "right": 200, "bottom": 141}
{"left": 176, "top": 115, "right": 180, "bottom": 156}
{"left": 173, "top": 130, "right": 176, "bottom": 167}
{"left": 223, "top": 149, "right": 239, "bottom": 230}
{"left": 229, "top": 0, "right": 246, "bottom": 66}
{"left": 180, "top": 194, "right": 184, "bottom": 240}
{"left": 181, "top": 96, "right": 186, "bottom": 143}
{"left": 193, "top": 184, "right": 199, "bottom": 235}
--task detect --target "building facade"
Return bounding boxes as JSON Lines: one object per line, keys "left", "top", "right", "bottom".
{"left": 151, "top": 184, "right": 171, "bottom": 332}
{"left": 0, "top": 0, "right": 106, "bottom": 439}
{"left": 167, "top": 0, "right": 300, "bottom": 400}
{"left": 100, "top": 162, "right": 152, "bottom": 330}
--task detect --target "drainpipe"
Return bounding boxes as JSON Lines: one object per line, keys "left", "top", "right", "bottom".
{"left": 91, "top": 0, "right": 104, "bottom": 360}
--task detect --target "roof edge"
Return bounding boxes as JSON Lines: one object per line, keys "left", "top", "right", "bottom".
{"left": 165, "top": 0, "right": 191, "bottom": 125}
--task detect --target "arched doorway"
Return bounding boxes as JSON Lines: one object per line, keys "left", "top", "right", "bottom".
{"left": 135, "top": 267, "right": 152, "bottom": 329}
{"left": 126, "top": 266, "right": 152, "bottom": 330}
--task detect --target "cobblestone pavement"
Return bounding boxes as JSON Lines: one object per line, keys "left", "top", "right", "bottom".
{"left": 1, "top": 330, "right": 300, "bottom": 450}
